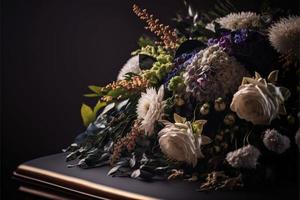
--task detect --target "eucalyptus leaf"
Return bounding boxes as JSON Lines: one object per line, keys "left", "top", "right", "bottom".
{"left": 107, "top": 165, "right": 122, "bottom": 176}
{"left": 101, "top": 102, "right": 115, "bottom": 116}
{"left": 116, "top": 99, "right": 129, "bottom": 111}
{"left": 131, "top": 169, "right": 141, "bottom": 178}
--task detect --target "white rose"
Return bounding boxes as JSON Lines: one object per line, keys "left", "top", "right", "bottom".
{"left": 158, "top": 114, "right": 211, "bottom": 167}
{"left": 230, "top": 72, "right": 289, "bottom": 125}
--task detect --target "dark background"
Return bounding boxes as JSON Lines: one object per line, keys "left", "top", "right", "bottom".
{"left": 1, "top": 0, "right": 299, "bottom": 199}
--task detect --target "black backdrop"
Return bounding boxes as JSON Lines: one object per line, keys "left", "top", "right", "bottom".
{"left": 1, "top": 0, "right": 299, "bottom": 199}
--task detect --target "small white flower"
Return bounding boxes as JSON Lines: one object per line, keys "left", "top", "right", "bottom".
{"left": 268, "top": 16, "right": 300, "bottom": 57}
{"left": 137, "top": 85, "right": 165, "bottom": 135}
{"left": 117, "top": 55, "right": 141, "bottom": 80}
{"left": 226, "top": 145, "right": 260, "bottom": 169}
{"left": 216, "top": 12, "right": 261, "bottom": 30}
{"left": 263, "top": 129, "right": 290, "bottom": 154}
{"left": 158, "top": 114, "right": 211, "bottom": 167}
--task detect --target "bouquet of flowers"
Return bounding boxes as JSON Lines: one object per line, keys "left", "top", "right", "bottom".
{"left": 65, "top": 1, "right": 300, "bottom": 191}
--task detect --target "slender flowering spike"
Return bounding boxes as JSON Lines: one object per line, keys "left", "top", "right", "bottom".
{"left": 133, "top": 4, "right": 180, "bottom": 49}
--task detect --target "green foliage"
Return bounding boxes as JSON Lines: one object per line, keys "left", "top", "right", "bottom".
{"left": 81, "top": 104, "right": 96, "bottom": 127}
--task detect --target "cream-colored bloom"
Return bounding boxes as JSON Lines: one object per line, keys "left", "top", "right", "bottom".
{"left": 216, "top": 12, "right": 261, "bottom": 30}
{"left": 230, "top": 71, "right": 289, "bottom": 125}
{"left": 268, "top": 16, "right": 300, "bottom": 56}
{"left": 137, "top": 85, "right": 165, "bottom": 135}
{"left": 158, "top": 114, "right": 211, "bottom": 167}
{"left": 117, "top": 55, "right": 141, "bottom": 80}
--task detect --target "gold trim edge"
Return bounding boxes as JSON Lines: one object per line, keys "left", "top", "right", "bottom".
{"left": 15, "top": 164, "right": 160, "bottom": 200}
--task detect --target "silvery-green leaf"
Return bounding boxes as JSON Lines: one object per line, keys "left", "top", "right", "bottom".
{"left": 101, "top": 102, "right": 115, "bottom": 116}
{"left": 131, "top": 169, "right": 141, "bottom": 178}
{"left": 107, "top": 165, "right": 122, "bottom": 176}
{"left": 116, "top": 99, "right": 129, "bottom": 111}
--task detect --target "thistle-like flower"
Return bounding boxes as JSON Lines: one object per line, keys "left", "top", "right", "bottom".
{"left": 263, "top": 129, "right": 290, "bottom": 154}
{"left": 117, "top": 55, "right": 141, "bottom": 80}
{"left": 183, "top": 45, "right": 248, "bottom": 102}
{"left": 215, "top": 12, "right": 261, "bottom": 30}
{"left": 226, "top": 145, "right": 260, "bottom": 169}
{"left": 137, "top": 85, "right": 166, "bottom": 135}
{"left": 268, "top": 16, "right": 300, "bottom": 58}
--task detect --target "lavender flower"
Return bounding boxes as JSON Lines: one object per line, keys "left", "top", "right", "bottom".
{"left": 163, "top": 51, "right": 197, "bottom": 87}
{"left": 226, "top": 145, "right": 260, "bottom": 169}
{"left": 263, "top": 129, "right": 290, "bottom": 154}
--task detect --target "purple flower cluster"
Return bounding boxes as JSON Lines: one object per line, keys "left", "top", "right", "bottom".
{"left": 207, "top": 29, "right": 249, "bottom": 53}
{"left": 163, "top": 50, "right": 198, "bottom": 87}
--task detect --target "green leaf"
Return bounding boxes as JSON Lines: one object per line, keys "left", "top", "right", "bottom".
{"left": 93, "top": 101, "right": 107, "bottom": 114}
{"left": 84, "top": 93, "right": 100, "bottom": 98}
{"left": 107, "top": 88, "right": 124, "bottom": 98}
{"left": 81, "top": 104, "right": 96, "bottom": 127}
{"left": 88, "top": 85, "right": 102, "bottom": 94}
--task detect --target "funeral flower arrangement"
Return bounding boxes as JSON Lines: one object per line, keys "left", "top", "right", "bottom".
{"left": 65, "top": 1, "right": 300, "bottom": 191}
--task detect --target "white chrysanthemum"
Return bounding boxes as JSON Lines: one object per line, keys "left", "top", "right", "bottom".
{"left": 137, "top": 85, "right": 165, "bottom": 135}
{"left": 295, "top": 128, "right": 300, "bottom": 150}
{"left": 263, "top": 129, "right": 290, "bottom": 154}
{"left": 216, "top": 12, "right": 261, "bottom": 30}
{"left": 268, "top": 16, "right": 300, "bottom": 56}
{"left": 226, "top": 145, "right": 260, "bottom": 169}
{"left": 117, "top": 55, "right": 141, "bottom": 80}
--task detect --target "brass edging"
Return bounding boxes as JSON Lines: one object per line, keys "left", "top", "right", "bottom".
{"left": 14, "top": 164, "right": 159, "bottom": 200}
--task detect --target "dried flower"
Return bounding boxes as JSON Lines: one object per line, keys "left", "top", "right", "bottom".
{"left": 268, "top": 16, "right": 300, "bottom": 58}
{"left": 184, "top": 45, "right": 248, "bottom": 102}
{"left": 137, "top": 85, "right": 166, "bottom": 135}
{"left": 133, "top": 4, "right": 180, "bottom": 49}
{"left": 117, "top": 55, "right": 141, "bottom": 80}
{"left": 111, "top": 120, "right": 143, "bottom": 164}
{"left": 215, "top": 12, "right": 261, "bottom": 31}
{"left": 102, "top": 76, "right": 149, "bottom": 102}
{"left": 263, "top": 129, "right": 290, "bottom": 154}
{"left": 226, "top": 145, "right": 260, "bottom": 169}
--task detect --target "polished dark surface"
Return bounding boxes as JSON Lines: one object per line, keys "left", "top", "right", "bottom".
{"left": 14, "top": 153, "right": 299, "bottom": 200}
{"left": 2, "top": 0, "right": 299, "bottom": 199}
